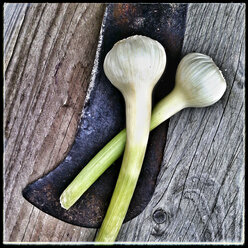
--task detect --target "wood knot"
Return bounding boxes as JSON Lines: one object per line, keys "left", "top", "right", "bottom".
{"left": 153, "top": 208, "right": 167, "bottom": 224}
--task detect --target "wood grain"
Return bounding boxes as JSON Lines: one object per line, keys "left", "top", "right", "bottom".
{"left": 4, "top": 3, "right": 244, "bottom": 244}
{"left": 4, "top": 3, "right": 105, "bottom": 242}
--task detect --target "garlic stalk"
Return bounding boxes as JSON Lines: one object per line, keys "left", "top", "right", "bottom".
{"left": 60, "top": 53, "right": 226, "bottom": 215}
{"left": 95, "top": 35, "right": 166, "bottom": 242}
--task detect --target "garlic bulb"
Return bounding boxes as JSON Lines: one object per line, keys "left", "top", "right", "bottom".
{"left": 103, "top": 35, "right": 166, "bottom": 98}
{"left": 96, "top": 35, "right": 166, "bottom": 242}
{"left": 175, "top": 53, "right": 226, "bottom": 107}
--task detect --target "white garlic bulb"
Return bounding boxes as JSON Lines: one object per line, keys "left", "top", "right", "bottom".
{"left": 96, "top": 35, "right": 166, "bottom": 242}
{"left": 175, "top": 53, "right": 226, "bottom": 107}
{"left": 103, "top": 35, "right": 166, "bottom": 97}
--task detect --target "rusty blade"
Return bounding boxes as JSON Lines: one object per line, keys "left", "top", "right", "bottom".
{"left": 22, "top": 3, "right": 187, "bottom": 228}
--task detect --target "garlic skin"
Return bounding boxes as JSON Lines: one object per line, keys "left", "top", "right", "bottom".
{"left": 103, "top": 35, "right": 166, "bottom": 97}
{"left": 175, "top": 53, "right": 226, "bottom": 107}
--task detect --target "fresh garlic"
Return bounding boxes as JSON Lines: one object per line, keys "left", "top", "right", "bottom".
{"left": 60, "top": 52, "right": 226, "bottom": 242}
{"left": 175, "top": 53, "right": 226, "bottom": 107}
{"left": 150, "top": 53, "right": 227, "bottom": 130}
{"left": 95, "top": 35, "right": 166, "bottom": 242}
{"left": 104, "top": 35, "right": 166, "bottom": 99}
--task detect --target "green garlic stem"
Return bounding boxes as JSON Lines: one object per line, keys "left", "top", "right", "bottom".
{"left": 60, "top": 130, "right": 126, "bottom": 210}
{"left": 95, "top": 91, "right": 151, "bottom": 242}
{"left": 60, "top": 87, "right": 186, "bottom": 210}
{"left": 150, "top": 86, "right": 186, "bottom": 130}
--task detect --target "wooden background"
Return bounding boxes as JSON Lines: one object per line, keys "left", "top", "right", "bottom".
{"left": 4, "top": 3, "right": 245, "bottom": 244}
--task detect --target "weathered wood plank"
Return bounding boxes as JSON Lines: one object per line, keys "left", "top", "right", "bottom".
{"left": 4, "top": 3, "right": 244, "bottom": 244}
{"left": 4, "top": 3, "right": 105, "bottom": 242}
{"left": 4, "top": 3, "right": 30, "bottom": 70}
{"left": 118, "top": 3, "right": 245, "bottom": 244}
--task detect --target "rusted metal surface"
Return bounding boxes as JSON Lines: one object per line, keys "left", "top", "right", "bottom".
{"left": 23, "top": 3, "right": 187, "bottom": 228}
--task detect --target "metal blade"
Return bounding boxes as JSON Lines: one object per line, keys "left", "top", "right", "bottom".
{"left": 23, "top": 3, "right": 187, "bottom": 228}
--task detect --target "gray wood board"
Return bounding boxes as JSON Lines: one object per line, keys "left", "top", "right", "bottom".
{"left": 4, "top": 3, "right": 245, "bottom": 244}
